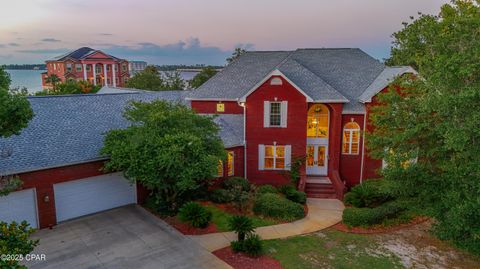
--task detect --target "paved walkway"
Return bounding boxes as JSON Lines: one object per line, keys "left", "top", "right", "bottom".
{"left": 189, "top": 198, "right": 345, "bottom": 251}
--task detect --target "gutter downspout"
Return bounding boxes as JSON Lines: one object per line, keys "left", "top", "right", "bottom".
{"left": 238, "top": 100, "right": 247, "bottom": 179}
{"left": 359, "top": 112, "right": 367, "bottom": 184}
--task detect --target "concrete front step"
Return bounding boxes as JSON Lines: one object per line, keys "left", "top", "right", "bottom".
{"left": 307, "top": 193, "right": 337, "bottom": 199}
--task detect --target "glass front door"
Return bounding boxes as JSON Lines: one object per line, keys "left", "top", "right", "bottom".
{"left": 306, "top": 144, "right": 328, "bottom": 175}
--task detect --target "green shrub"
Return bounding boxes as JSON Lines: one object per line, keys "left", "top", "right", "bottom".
{"left": 230, "top": 234, "right": 263, "bottom": 257}
{"left": 242, "top": 234, "right": 263, "bottom": 256}
{"left": 344, "top": 179, "right": 397, "bottom": 208}
{"left": 285, "top": 189, "right": 307, "bottom": 204}
{"left": 343, "top": 200, "right": 407, "bottom": 227}
{"left": 222, "top": 177, "right": 251, "bottom": 192}
{"left": 228, "top": 215, "right": 254, "bottom": 241}
{"left": 278, "top": 184, "right": 296, "bottom": 195}
{"left": 210, "top": 189, "right": 233, "bottom": 203}
{"left": 256, "top": 185, "right": 278, "bottom": 194}
{"left": 178, "top": 202, "right": 212, "bottom": 228}
{"left": 253, "top": 193, "right": 305, "bottom": 221}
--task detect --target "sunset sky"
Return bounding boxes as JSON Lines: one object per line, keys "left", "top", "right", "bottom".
{"left": 0, "top": 0, "right": 448, "bottom": 65}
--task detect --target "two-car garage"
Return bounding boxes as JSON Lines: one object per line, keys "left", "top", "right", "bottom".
{"left": 0, "top": 172, "right": 137, "bottom": 228}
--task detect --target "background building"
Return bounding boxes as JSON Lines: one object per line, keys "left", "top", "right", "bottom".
{"left": 41, "top": 47, "right": 130, "bottom": 88}
{"left": 128, "top": 61, "right": 147, "bottom": 75}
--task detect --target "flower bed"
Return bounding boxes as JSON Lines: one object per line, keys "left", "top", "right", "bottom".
{"left": 213, "top": 246, "right": 283, "bottom": 269}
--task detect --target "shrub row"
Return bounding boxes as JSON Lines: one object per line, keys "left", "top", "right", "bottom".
{"left": 342, "top": 200, "right": 407, "bottom": 227}
{"left": 253, "top": 193, "right": 305, "bottom": 221}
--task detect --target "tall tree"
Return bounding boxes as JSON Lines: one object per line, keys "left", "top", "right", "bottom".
{"left": 101, "top": 101, "right": 226, "bottom": 214}
{"left": 162, "top": 71, "right": 185, "bottom": 90}
{"left": 0, "top": 68, "right": 34, "bottom": 138}
{"left": 368, "top": 0, "right": 480, "bottom": 254}
{"left": 45, "top": 74, "right": 61, "bottom": 91}
{"left": 226, "top": 48, "right": 246, "bottom": 63}
{"left": 0, "top": 66, "right": 11, "bottom": 90}
{"left": 189, "top": 67, "right": 217, "bottom": 89}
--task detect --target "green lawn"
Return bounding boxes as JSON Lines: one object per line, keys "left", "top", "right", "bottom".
{"left": 263, "top": 229, "right": 403, "bottom": 269}
{"left": 204, "top": 205, "right": 278, "bottom": 232}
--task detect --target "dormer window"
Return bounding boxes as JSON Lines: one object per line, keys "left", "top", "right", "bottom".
{"left": 270, "top": 77, "right": 283, "bottom": 85}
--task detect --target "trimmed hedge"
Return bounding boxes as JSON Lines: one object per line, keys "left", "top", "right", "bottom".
{"left": 253, "top": 193, "right": 305, "bottom": 221}
{"left": 256, "top": 185, "right": 278, "bottom": 194}
{"left": 285, "top": 189, "right": 307, "bottom": 204}
{"left": 343, "top": 200, "right": 407, "bottom": 227}
{"left": 278, "top": 184, "right": 296, "bottom": 195}
{"left": 344, "top": 179, "right": 397, "bottom": 208}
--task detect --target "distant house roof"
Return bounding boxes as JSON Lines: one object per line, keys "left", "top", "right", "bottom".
{"left": 0, "top": 91, "right": 240, "bottom": 175}
{"left": 188, "top": 48, "right": 415, "bottom": 113}
{"left": 48, "top": 47, "right": 124, "bottom": 62}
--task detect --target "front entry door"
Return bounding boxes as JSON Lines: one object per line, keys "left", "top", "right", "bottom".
{"left": 306, "top": 144, "right": 328, "bottom": 175}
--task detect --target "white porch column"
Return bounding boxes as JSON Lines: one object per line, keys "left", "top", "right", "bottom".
{"left": 82, "top": 63, "right": 87, "bottom": 81}
{"left": 103, "top": 63, "right": 108, "bottom": 86}
{"left": 112, "top": 64, "right": 117, "bottom": 87}
{"left": 92, "top": 63, "right": 97, "bottom": 86}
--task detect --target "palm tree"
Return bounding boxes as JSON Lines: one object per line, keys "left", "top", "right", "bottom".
{"left": 228, "top": 215, "right": 254, "bottom": 241}
{"left": 45, "top": 74, "right": 61, "bottom": 91}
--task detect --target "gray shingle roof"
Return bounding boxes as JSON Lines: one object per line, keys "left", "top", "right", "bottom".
{"left": 188, "top": 48, "right": 413, "bottom": 113}
{"left": 358, "top": 66, "right": 417, "bottom": 103}
{"left": 212, "top": 114, "right": 244, "bottom": 148}
{"left": 0, "top": 91, "right": 223, "bottom": 175}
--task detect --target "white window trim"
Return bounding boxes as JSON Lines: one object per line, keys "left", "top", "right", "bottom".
{"left": 343, "top": 128, "right": 360, "bottom": 155}
{"left": 258, "top": 144, "right": 291, "bottom": 171}
{"left": 264, "top": 101, "right": 288, "bottom": 128}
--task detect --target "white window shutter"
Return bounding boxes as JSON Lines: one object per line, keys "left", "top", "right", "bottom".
{"left": 258, "top": 144, "right": 265, "bottom": 170}
{"left": 281, "top": 101, "right": 288, "bottom": 127}
{"left": 263, "top": 101, "right": 270, "bottom": 128}
{"left": 284, "top": 145, "right": 292, "bottom": 170}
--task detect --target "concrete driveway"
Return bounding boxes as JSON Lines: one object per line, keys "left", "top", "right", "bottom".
{"left": 24, "top": 205, "right": 231, "bottom": 269}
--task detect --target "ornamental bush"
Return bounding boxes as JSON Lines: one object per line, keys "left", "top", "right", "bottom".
{"left": 343, "top": 179, "right": 397, "bottom": 208}
{"left": 178, "top": 202, "right": 212, "bottom": 228}
{"left": 253, "top": 193, "right": 305, "bottom": 221}
{"left": 230, "top": 234, "right": 263, "bottom": 257}
{"left": 256, "top": 185, "right": 278, "bottom": 195}
{"left": 222, "top": 177, "right": 251, "bottom": 192}
{"left": 285, "top": 189, "right": 307, "bottom": 204}
{"left": 342, "top": 200, "right": 407, "bottom": 227}
{"left": 210, "top": 189, "right": 233, "bottom": 203}
{"left": 278, "top": 184, "right": 296, "bottom": 195}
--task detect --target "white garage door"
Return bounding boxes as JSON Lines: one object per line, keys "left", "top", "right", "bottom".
{"left": 0, "top": 189, "right": 38, "bottom": 228}
{"left": 54, "top": 173, "right": 136, "bottom": 222}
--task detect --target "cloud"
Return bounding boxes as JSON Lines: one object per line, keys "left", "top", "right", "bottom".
{"left": 8, "top": 43, "right": 20, "bottom": 47}
{"left": 98, "top": 33, "right": 113, "bottom": 36}
{"left": 103, "top": 38, "right": 235, "bottom": 65}
{"left": 0, "top": 44, "right": 5, "bottom": 48}
{"left": 41, "top": 38, "right": 61, "bottom": 42}
{"left": 17, "top": 48, "right": 70, "bottom": 54}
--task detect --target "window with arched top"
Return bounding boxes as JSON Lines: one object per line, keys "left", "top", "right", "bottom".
{"left": 342, "top": 122, "right": 360, "bottom": 155}
{"left": 307, "top": 104, "right": 329, "bottom": 138}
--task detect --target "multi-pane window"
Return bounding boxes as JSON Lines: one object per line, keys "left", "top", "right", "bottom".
{"left": 216, "top": 160, "right": 223, "bottom": 177}
{"left": 96, "top": 65, "right": 102, "bottom": 74}
{"left": 342, "top": 122, "right": 360, "bottom": 154}
{"left": 264, "top": 145, "right": 285, "bottom": 169}
{"left": 122, "top": 64, "right": 127, "bottom": 72}
{"left": 86, "top": 65, "right": 91, "bottom": 72}
{"left": 269, "top": 102, "right": 281, "bottom": 126}
{"left": 75, "top": 64, "right": 82, "bottom": 72}
{"left": 227, "top": 151, "right": 234, "bottom": 176}
{"left": 66, "top": 63, "right": 72, "bottom": 72}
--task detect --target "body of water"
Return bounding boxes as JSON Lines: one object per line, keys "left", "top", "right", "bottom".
{"left": 6, "top": 70, "right": 199, "bottom": 94}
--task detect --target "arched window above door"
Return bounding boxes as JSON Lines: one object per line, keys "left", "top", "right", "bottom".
{"left": 307, "top": 104, "right": 329, "bottom": 138}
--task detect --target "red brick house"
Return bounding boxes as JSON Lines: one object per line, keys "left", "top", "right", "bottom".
{"left": 41, "top": 47, "right": 130, "bottom": 89}
{"left": 188, "top": 48, "right": 415, "bottom": 198}
{"left": 0, "top": 48, "right": 415, "bottom": 229}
